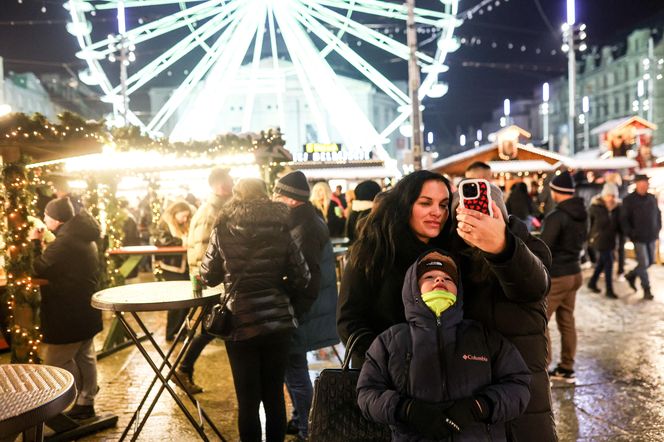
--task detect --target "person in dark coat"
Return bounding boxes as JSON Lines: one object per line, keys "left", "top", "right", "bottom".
{"left": 621, "top": 174, "right": 661, "bottom": 300}
{"left": 540, "top": 171, "right": 588, "bottom": 386}
{"left": 447, "top": 182, "right": 555, "bottom": 442}
{"left": 506, "top": 182, "right": 539, "bottom": 230}
{"left": 273, "top": 171, "right": 339, "bottom": 440}
{"left": 337, "top": 171, "right": 453, "bottom": 367}
{"left": 200, "top": 178, "right": 310, "bottom": 442}
{"left": 345, "top": 180, "right": 382, "bottom": 243}
{"left": 30, "top": 197, "right": 102, "bottom": 420}
{"left": 587, "top": 183, "right": 622, "bottom": 299}
{"left": 358, "top": 251, "right": 531, "bottom": 441}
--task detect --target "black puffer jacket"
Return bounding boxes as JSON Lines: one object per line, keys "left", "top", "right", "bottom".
{"left": 447, "top": 216, "right": 555, "bottom": 442}
{"left": 621, "top": 191, "right": 661, "bottom": 243}
{"left": 588, "top": 196, "right": 621, "bottom": 252}
{"left": 357, "top": 255, "right": 531, "bottom": 441}
{"left": 200, "top": 199, "right": 310, "bottom": 341}
{"left": 288, "top": 202, "right": 339, "bottom": 353}
{"left": 33, "top": 211, "right": 102, "bottom": 344}
{"left": 540, "top": 197, "right": 588, "bottom": 278}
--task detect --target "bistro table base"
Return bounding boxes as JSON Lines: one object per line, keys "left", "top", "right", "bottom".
{"left": 116, "top": 306, "right": 224, "bottom": 441}
{"left": 45, "top": 413, "right": 118, "bottom": 442}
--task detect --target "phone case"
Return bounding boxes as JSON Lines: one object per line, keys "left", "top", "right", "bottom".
{"left": 459, "top": 179, "right": 493, "bottom": 217}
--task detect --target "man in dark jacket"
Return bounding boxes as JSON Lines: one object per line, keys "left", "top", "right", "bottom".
{"left": 540, "top": 171, "right": 589, "bottom": 384}
{"left": 273, "top": 171, "right": 339, "bottom": 440}
{"left": 30, "top": 197, "right": 102, "bottom": 420}
{"left": 621, "top": 174, "right": 661, "bottom": 300}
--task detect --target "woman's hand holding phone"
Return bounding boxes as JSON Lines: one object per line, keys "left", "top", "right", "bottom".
{"left": 456, "top": 200, "right": 507, "bottom": 255}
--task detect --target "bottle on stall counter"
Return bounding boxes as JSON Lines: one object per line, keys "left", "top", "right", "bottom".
{"left": 191, "top": 273, "right": 203, "bottom": 297}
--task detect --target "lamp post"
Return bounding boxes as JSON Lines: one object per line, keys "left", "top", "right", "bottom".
{"left": 542, "top": 82, "right": 550, "bottom": 148}
{"left": 637, "top": 79, "right": 645, "bottom": 118}
{"left": 406, "top": 0, "right": 424, "bottom": 170}
{"left": 582, "top": 95, "right": 590, "bottom": 151}
{"left": 503, "top": 98, "right": 511, "bottom": 126}
{"left": 565, "top": 0, "right": 576, "bottom": 155}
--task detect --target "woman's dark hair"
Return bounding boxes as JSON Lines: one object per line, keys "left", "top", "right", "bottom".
{"left": 348, "top": 170, "right": 452, "bottom": 283}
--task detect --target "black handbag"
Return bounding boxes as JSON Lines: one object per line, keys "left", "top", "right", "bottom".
{"left": 203, "top": 269, "right": 248, "bottom": 338}
{"left": 308, "top": 329, "right": 391, "bottom": 442}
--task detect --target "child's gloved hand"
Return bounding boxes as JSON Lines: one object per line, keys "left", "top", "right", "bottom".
{"left": 444, "top": 397, "right": 491, "bottom": 432}
{"left": 400, "top": 398, "right": 452, "bottom": 439}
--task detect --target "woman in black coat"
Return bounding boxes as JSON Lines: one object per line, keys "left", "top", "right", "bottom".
{"left": 200, "top": 178, "right": 310, "bottom": 442}
{"left": 587, "top": 183, "right": 622, "bottom": 298}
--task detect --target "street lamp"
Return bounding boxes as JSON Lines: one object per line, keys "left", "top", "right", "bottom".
{"left": 542, "top": 82, "right": 550, "bottom": 147}
{"left": 460, "top": 134, "right": 466, "bottom": 147}
{"left": 503, "top": 98, "right": 511, "bottom": 125}
{"left": 581, "top": 95, "right": 590, "bottom": 151}
{"left": 561, "top": 0, "right": 587, "bottom": 155}
{"left": 637, "top": 79, "right": 645, "bottom": 118}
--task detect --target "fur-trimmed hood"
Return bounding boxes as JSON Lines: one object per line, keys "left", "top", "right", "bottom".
{"left": 219, "top": 199, "right": 290, "bottom": 238}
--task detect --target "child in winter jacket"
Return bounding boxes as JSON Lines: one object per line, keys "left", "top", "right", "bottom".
{"left": 357, "top": 250, "right": 531, "bottom": 441}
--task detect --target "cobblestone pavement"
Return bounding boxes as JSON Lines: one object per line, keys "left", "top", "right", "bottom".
{"left": 2, "top": 259, "right": 663, "bottom": 441}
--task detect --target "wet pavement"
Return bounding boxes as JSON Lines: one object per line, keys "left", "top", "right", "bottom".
{"left": 2, "top": 259, "right": 664, "bottom": 441}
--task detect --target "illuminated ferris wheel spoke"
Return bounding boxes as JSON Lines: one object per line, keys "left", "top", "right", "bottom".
{"left": 113, "top": 6, "right": 243, "bottom": 97}
{"left": 267, "top": 3, "right": 286, "bottom": 131}
{"left": 302, "top": 2, "right": 434, "bottom": 65}
{"left": 241, "top": 5, "right": 267, "bottom": 132}
{"left": 91, "top": 0, "right": 210, "bottom": 10}
{"left": 315, "top": 0, "right": 454, "bottom": 26}
{"left": 291, "top": 5, "right": 409, "bottom": 106}
{"left": 150, "top": 4, "right": 252, "bottom": 132}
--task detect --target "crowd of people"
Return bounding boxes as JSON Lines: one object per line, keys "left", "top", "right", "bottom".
{"left": 26, "top": 163, "right": 661, "bottom": 441}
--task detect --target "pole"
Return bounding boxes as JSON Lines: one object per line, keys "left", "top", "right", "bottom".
{"left": 406, "top": 0, "right": 424, "bottom": 171}
{"left": 567, "top": 29, "right": 576, "bottom": 155}
{"left": 118, "top": 0, "right": 128, "bottom": 126}
{"left": 542, "top": 83, "right": 549, "bottom": 148}
{"left": 648, "top": 36, "right": 655, "bottom": 123}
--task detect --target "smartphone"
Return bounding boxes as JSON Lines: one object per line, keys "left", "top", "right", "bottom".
{"left": 459, "top": 179, "right": 493, "bottom": 217}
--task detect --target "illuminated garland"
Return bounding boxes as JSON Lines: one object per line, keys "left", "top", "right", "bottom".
{"left": 0, "top": 112, "right": 106, "bottom": 145}
{"left": 2, "top": 158, "right": 42, "bottom": 363}
{"left": 99, "top": 183, "right": 125, "bottom": 289}
{"left": 147, "top": 178, "right": 164, "bottom": 281}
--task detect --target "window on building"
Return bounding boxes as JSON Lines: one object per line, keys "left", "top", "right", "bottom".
{"left": 624, "top": 65, "right": 629, "bottom": 82}
{"left": 614, "top": 97, "right": 620, "bottom": 115}
{"left": 635, "top": 62, "right": 640, "bottom": 77}
{"left": 625, "top": 93, "right": 630, "bottom": 112}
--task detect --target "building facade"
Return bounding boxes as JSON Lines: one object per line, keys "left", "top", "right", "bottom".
{"left": 530, "top": 28, "right": 664, "bottom": 154}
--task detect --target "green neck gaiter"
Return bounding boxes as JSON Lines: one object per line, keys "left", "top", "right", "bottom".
{"left": 421, "top": 290, "right": 457, "bottom": 317}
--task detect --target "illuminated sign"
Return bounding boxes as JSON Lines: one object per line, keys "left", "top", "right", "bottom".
{"left": 292, "top": 143, "right": 373, "bottom": 162}
{"left": 305, "top": 143, "right": 341, "bottom": 153}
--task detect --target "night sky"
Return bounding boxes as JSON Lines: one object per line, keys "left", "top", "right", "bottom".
{"left": 1, "top": 0, "right": 663, "bottom": 147}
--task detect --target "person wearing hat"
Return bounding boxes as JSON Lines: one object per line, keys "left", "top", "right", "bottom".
{"left": 273, "top": 171, "right": 339, "bottom": 440}
{"left": 30, "top": 197, "right": 103, "bottom": 420}
{"left": 173, "top": 168, "right": 234, "bottom": 394}
{"left": 345, "top": 180, "right": 382, "bottom": 243}
{"left": 540, "top": 171, "right": 589, "bottom": 383}
{"left": 621, "top": 174, "right": 660, "bottom": 300}
{"left": 357, "top": 250, "right": 531, "bottom": 441}
{"left": 587, "top": 183, "right": 622, "bottom": 299}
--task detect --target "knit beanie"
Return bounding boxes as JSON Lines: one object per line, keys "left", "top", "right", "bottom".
{"left": 274, "top": 171, "right": 310, "bottom": 202}
{"left": 354, "top": 180, "right": 382, "bottom": 202}
{"left": 45, "top": 197, "right": 75, "bottom": 223}
{"left": 416, "top": 251, "right": 459, "bottom": 287}
{"left": 601, "top": 183, "right": 619, "bottom": 198}
{"left": 550, "top": 171, "right": 575, "bottom": 195}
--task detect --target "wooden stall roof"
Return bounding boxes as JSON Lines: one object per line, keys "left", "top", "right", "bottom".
{"left": 590, "top": 116, "right": 658, "bottom": 136}
{"left": 429, "top": 143, "right": 568, "bottom": 177}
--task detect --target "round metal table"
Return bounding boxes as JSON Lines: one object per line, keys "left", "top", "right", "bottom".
{"left": 92, "top": 280, "right": 224, "bottom": 441}
{"left": 0, "top": 364, "right": 75, "bottom": 441}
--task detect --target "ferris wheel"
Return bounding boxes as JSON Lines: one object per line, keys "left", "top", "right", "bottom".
{"left": 65, "top": 0, "right": 461, "bottom": 161}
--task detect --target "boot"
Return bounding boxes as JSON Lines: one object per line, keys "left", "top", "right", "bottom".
{"left": 643, "top": 288, "right": 654, "bottom": 301}
{"left": 587, "top": 282, "right": 601, "bottom": 294}
{"left": 65, "top": 404, "right": 96, "bottom": 420}
{"left": 174, "top": 369, "right": 203, "bottom": 394}
{"left": 625, "top": 273, "right": 637, "bottom": 291}
{"left": 605, "top": 289, "right": 618, "bottom": 299}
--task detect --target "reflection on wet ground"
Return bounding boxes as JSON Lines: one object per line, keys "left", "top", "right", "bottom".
{"left": 2, "top": 260, "right": 663, "bottom": 441}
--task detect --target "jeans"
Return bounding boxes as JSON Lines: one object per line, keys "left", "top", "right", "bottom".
{"left": 225, "top": 330, "right": 292, "bottom": 442}
{"left": 631, "top": 241, "right": 656, "bottom": 289}
{"left": 589, "top": 249, "right": 614, "bottom": 292}
{"left": 546, "top": 272, "right": 582, "bottom": 371}
{"left": 42, "top": 339, "right": 98, "bottom": 406}
{"left": 616, "top": 235, "right": 626, "bottom": 275}
{"left": 179, "top": 327, "right": 214, "bottom": 374}
{"left": 285, "top": 352, "right": 313, "bottom": 438}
